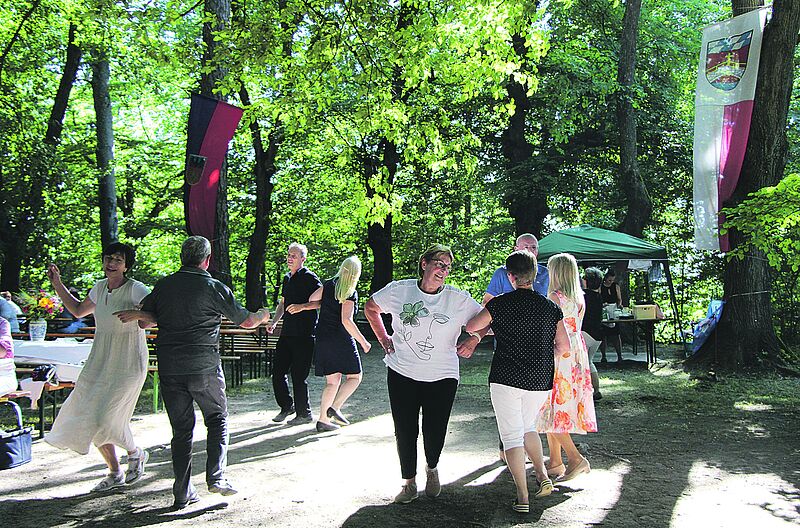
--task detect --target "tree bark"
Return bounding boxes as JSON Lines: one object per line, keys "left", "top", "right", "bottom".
{"left": 616, "top": 0, "right": 651, "bottom": 238}
{"left": 365, "top": 139, "right": 396, "bottom": 293}
{"left": 693, "top": 0, "right": 800, "bottom": 369}
{"left": 90, "top": 55, "right": 118, "bottom": 248}
{"left": 240, "top": 85, "right": 278, "bottom": 311}
{"left": 0, "top": 23, "right": 81, "bottom": 291}
{"left": 501, "top": 33, "right": 549, "bottom": 239}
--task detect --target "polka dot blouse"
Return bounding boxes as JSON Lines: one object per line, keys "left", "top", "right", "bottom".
{"left": 486, "top": 288, "right": 563, "bottom": 391}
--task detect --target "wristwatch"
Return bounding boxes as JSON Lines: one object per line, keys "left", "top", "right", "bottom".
{"left": 467, "top": 331, "right": 481, "bottom": 341}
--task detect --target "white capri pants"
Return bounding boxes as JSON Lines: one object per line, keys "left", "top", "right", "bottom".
{"left": 490, "top": 383, "right": 550, "bottom": 450}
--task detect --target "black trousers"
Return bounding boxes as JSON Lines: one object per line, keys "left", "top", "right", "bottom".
{"left": 160, "top": 366, "right": 228, "bottom": 503}
{"left": 387, "top": 367, "right": 458, "bottom": 479}
{"left": 272, "top": 335, "right": 314, "bottom": 416}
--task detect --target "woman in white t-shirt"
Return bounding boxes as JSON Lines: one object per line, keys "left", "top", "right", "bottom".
{"left": 365, "top": 244, "right": 484, "bottom": 505}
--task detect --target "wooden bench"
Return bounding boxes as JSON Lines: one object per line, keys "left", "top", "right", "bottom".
{"left": 220, "top": 322, "right": 281, "bottom": 380}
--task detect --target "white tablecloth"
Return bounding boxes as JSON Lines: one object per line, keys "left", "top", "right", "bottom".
{"left": 13, "top": 339, "right": 93, "bottom": 382}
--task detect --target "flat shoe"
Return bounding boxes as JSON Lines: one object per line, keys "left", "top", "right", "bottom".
{"left": 534, "top": 478, "right": 554, "bottom": 498}
{"left": 316, "top": 420, "right": 340, "bottom": 432}
{"left": 559, "top": 457, "right": 590, "bottom": 482}
{"left": 546, "top": 463, "right": 565, "bottom": 479}
{"left": 326, "top": 407, "right": 350, "bottom": 426}
{"left": 512, "top": 499, "right": 529, "bottom": 513}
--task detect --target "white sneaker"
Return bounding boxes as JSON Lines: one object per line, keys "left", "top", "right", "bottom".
{"left": 92, "top": 472, "right": 125, "bottom": 492}
{"left": 125, "top": 447, "right": 149, "bottom": 484}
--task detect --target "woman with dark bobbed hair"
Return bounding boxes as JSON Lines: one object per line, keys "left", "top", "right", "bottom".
{"left": 46, "top": 242, "right": 151, "bottom": 492}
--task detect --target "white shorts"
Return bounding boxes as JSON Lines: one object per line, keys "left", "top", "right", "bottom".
{"left": 490, "top": 383, "right": 550, "bottom": 450}
{"left": 582, "top": 331, "right": 600, "bottom": 374}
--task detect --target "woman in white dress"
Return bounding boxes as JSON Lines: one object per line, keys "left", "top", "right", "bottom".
{"left": 46, "top": 242, "right": 150, "bottom": 492}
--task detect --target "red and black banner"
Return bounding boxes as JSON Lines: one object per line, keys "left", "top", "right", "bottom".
{"left": 184, "top": 93, "right": 244, "bottom": 241}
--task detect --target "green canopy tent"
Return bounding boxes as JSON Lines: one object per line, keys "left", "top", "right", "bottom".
{"left": 537, "top": 225, "right": 679, "bottom": 339}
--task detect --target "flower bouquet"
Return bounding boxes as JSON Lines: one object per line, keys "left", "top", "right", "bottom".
{"left": 18, "top": 290, "right": 63, "bottom": 340}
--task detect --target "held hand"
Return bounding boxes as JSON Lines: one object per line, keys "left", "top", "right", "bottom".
{"left": 114, "top": 310, "right": 140, "bottom": 324}
{"left": 378, "top": 336, "right": 394, "bottom": 354}
{"left": 266, "top": 322, "right": 275, "bottom": 334}
{"left": 456, "top": 336, "right": 478, "bottom": 359}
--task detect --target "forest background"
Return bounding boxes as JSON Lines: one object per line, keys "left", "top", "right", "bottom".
{"left": 0, "top": 0, "right": 798, "bottom": 369}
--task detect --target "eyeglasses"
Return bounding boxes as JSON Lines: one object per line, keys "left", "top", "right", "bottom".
{"left": 103, "top": 255, "right": 125, "bottom": 265}
{"left": 430, "top": 259, "right": 452, "bottom": 272}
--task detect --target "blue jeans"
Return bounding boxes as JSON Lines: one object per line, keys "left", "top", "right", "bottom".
{"left": 160, "top": 366, "right": 228, "bottom": 503}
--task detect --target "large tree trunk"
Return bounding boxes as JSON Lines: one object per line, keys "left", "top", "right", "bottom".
{"left": 90, "top": 55, "right": 118, "bottom": 248}
{"left": 501, "top": 33, "right": 549, "bottom": 239}
{"left": 0, "top": 23, "right": 81, "bottom": 291}
{"left": 616, "top": 0, "right": 650, "bottom": 238}
{"left": 365, "top": 138, "right": 396, "bottom": 293}
{"left": 240, "top": 85, "right": 278, "bottom": 311}
{"left": 693, "top": 0, "right": 800, "bottom": 369}
{"left": 199, "top": 0, "right": 233, "bottom": 286}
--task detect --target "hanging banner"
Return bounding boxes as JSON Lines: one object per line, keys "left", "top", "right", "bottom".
{"left": 693, "top": 8, "right": 767, "bottom": 252}
{"left": 184, "top": 93, "right": 243, "bottom": 243}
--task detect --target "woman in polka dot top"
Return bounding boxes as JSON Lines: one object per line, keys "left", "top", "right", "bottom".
{"left": 467, "top": 250, "right": 570, "bottom": 512}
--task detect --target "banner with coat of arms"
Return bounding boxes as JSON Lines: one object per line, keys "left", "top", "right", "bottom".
{"left": 693, "top": 8, "right": 767, "bottom": 252}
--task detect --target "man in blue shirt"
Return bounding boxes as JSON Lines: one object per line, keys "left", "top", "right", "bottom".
{"left": 483, "top": 233, "right": 549, "bottom": 305}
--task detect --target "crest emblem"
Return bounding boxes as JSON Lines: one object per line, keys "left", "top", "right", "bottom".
{"left": 705, "top": 30, "right": 753, "bottom": 91}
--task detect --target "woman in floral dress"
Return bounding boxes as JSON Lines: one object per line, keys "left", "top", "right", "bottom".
{"left": 539, "top": 253, "right": 598, "bottom": 482}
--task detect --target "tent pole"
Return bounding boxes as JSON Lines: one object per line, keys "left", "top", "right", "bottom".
{"left": 663, "top": 261, "right": 681, "bottom": 345}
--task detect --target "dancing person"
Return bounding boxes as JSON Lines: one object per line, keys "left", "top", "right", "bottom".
{"left": 266, "top": 243, "right": 323, "bottom": 425}
{"left": 581, "top": 267, "right": 604, "bottom": 400}
{"left": 365, "top": 244, "right": 484, "bottom": 504}
{"left": 0, "top": 317, "right": 17, "bottom": 396}
{"left": 287, "top": 256, "right": 372, "bottom": 432}
{"left": 44, "top": 243, "right": 150, "bottom": 492}
{"left": 541, "top": 253, "right": 598, "bottom": 483}
{"left": 482, "top": 233, "right": 550, "bottom": 463}
{"left": 117, "top": 235, "right": 270, "bottom": 510}
{"left": 466, "top": 251, "right": 568, "bottom": 512}
{"left": 600, "top": 268, "right": 624, "bottom": 362}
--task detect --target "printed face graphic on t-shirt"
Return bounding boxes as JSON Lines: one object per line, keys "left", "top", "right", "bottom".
{"left": 398, "top": 300, "right": 450, "bottom": 360}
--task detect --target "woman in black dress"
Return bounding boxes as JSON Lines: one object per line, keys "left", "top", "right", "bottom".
{"left": 600, "top": 269, "right": 623, "bottom": 362}
{"left": 288, "top": 256, "right": 371, "bottom": 432}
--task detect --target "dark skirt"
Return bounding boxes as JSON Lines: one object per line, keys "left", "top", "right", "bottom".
{"left": 314, "top": 332, "right": 362, "bottom": 376}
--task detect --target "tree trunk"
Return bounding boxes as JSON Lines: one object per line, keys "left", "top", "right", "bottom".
{"left": 365, "top": 138, "right": 397, "bottom": 293}
{"left": 90, "top": 55, "right": 118, "bottom": 248}
{"left": 694, "top": 0, "right": 800, "bottom": 368}
{"left": 501, "top": 33, "right": 549, "bottom": 239}
{"left": 240, "top": 85, "right": 278, "bottom": 311}
{"left": 616, "top": 0, "right": 651, "bottom": 238}
{"left": 0, "top": 23, "right": 81, "bottom": 291}
{"left": 200, "top": 0, "right": 233, "bottom": 286}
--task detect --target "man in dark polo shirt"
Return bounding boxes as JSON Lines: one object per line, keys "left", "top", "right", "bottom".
{"left": 120, "top": 236, "right": 269, "bottom": 510}
{"left": 266, "top": 242, "right": 322, "bottom": 425}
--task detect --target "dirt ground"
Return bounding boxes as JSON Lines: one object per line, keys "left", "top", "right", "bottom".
{"left": 2, "top": 342, "right": 799, "bottom": 528}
